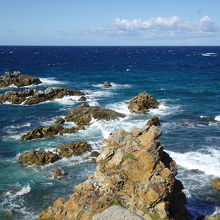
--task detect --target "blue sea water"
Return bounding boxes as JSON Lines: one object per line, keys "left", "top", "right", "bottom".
{"left": 0, "top": 46, "right": 219, "bottom": 219}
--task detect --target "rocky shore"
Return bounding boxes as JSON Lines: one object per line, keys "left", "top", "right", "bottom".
{"left": 0, "top": 87, "right": 85, "bottom": 105}
{"left": 0, "top": 71, "right": 42, "bottom": 88}
{"left": 38, "top": 119, "right": 188, "bottom": 220}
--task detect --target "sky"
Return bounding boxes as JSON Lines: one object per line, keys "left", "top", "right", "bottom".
{"left": 0, "top": 0, "right": 220, "bottom": 46}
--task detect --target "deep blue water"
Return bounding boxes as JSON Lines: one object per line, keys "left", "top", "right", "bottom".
{"left": 0, "top": 46, "right": 219, "bottom": 219}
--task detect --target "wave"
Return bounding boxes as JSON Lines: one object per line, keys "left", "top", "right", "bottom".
{"left": 8, "top": 123, "right": 31, "bottom": 129}
{"left": 202, "top": 53, "right": 217, "bottom": 57}
{"left": 215, "top": 115, "right": 220, "bottom": 122}
{"left": 39, "top": 77, "right": 66, "bottom": 86}
{"left": 166, "top": 147, "right": 220, "bottom": 177}
{"left": 5, "top": 185, "right": 31, "bottom": 197}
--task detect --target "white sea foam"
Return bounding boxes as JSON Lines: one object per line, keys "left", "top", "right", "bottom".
{"left": 5, "top": 185, "right": 31, "bottom": 197}
{"left": 92, "top": 83, "right": 131, "bottom": 89}
{"left": 166, "top": 147, "right": 220, "bottom": 177}
{"left": 202, "top": 52, "right": 217, "bottom": 57}
{"left": 54, "top": 95, "right": 81, "bottom": 105}
{"left": 39, "top": 77, "right": 65, "bottom": 85}
{"left": 9, "top": 123, "right": 31, "bottom": 129}
{"left": 215, "top": 115, "right": 220, "bottom": 122}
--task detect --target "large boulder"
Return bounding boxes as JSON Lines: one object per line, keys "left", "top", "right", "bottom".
{"left": 0, "top": 71, "right": 42, "bottom": 88}
{"left": 39, "top": 123, "right": 187, "bottom": 220}
{"left": 19, "top": 150, "right": 61, "bottom": 166}
{"left": 0, "top": 87, "right": 85, "bottom": 105}
{"left": 203, "top": 213, "right": 220, "bottom": 220}
{"left": 103, "top": 81, "right": 112, "bottom": 87}
{"left": 211, "top": 178, "right": 220, "bottom": 190}
{"left": 19, "top": 141, "right": 92, "bottom": 166}
{"left": 128, "top": 92, "right": 159, "bottom": 114}
{"left": 65, "top": 104, "right": 125, "bottom": 126}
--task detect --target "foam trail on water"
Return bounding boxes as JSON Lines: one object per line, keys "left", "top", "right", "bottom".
{"left": 166, "top": 147, "right": 220, "bottom": 177}
{"left": 39, "top": 77, "right": 66, "bottom": 85}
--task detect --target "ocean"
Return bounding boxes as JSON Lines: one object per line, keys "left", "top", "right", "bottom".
{"left": 0, "top": 46, "right": 219, "bottom": 219}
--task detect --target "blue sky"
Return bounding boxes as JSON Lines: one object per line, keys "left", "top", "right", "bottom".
{"left": 1, "top": 0, "right": 220, "bottom": 45}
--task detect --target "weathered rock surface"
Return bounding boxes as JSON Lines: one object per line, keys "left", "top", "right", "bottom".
{"left": 0, "top": 87, "right": 85, "bottom": 105}
{"left": 103, "top": 81, "right": 112, "bottom": 87}
{"left": 39, "top": 122, "right": 187, "bottom": 220}
{"left": 21, "top": 124, "right": 84, "bottom": 140}
{"left": 19, "top": 150, "right": 61, "bottom": 166}
{"left": 19, "top": 141, "right": 92, "bottom": 166}
{"left": 203, "top": 213, "right": 220, "bottom": 220}
{"left": 147, "top": 116, "right": 161, "bottom": 126}
{"left": 0, "top": 71, "right": 42, "bottom": 88}
{"left": 92, "top": 205, "right": 145, "bottom": 220}
{"left": 128, "top": 92, "right": 159, "bottom": 114}
{"left": 211, "top": 178, "right": 220, "bottom": 190}
{"left": 65, "top": 104, "right": 125, "bottom": 126}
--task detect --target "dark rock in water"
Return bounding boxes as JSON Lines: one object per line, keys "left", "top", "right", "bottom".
{"left": 56, "top": 141, "right": 92, "bottom": 158}
{"left": 190, "top": 169, "right": 205, "bottom": 174}
{"left": 211, "top": 178, "right": 220, "bottom": 190}
{"left": 54, "top": 117, "right": 65, "bottom": 125}
{"left": 19, "top": 141, "right": 92, "bottom": 167}
{"left": 103, "top": 81, "right": 112, "bottom": 87}
{"left": 19, "top": 150, "right": 61, "bottom": 166}
{"left": 78, "top": 96, "right": 87, "bottom": 101}
{"left": 128, "top": 92, "right": 159, "bottom": 114}
{"left": 39, "top": 124, "right": 188, "bottom": 220}
{"left": 65, "top": 104, "right": 125, "bottom": 126}
{"left": 0, "top": 71, "right": 42, "bottom": 88}
{"left": 0, "top": 87, "right": 85, "bottom": 105}
{"left": 21, "top": 124, "right": 65, "bottom": 140}
{"left": 91, "top": 151, "right": 100, "bottom": 157}
{"left": 5, "top": 209, "right": 16, "bottom": 218}
{"left": 52, "top": 168, "right": 67, "bottom": 179}
{"left": 181, "top": 123, "right": 190, "bottom": 127}
{"left": 147, "top": 116, "right": 161, "bottom": 126}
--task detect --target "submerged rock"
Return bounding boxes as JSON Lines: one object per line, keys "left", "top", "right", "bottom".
{"left": 52, "top": 168, "right": 67, "bottom": 179}
{"left": 19, "top": 141, "right": 92, "bottom": 166}
{"left": 103, "top": 81, "right": 112, "bottom": 87}
{"left": 65, "top": 104, "right": 125, "bottom": 126}
{"left": 78, "top": 96, "right": 87, "bottom": 101}
{"left": 0, "top": 71, "right": 42, "bottom": 88}
{"left": 0, "top": 87, "right": 85, "bottom": 105}
{"left": 128, "top": 92, "right": 159, "bottom": 114}
{"left": 211, "top": 178, "right": 220, "bottom": 190}
{"left": 39, "top": 123, "right": 187, "bottom": 220}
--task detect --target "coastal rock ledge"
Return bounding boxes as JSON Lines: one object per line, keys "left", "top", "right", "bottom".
{"left": 39, "top": 121, "right": 188, "bottom": 220}
{"left": 0, "top": 71, "right": 42, "bottom": 88}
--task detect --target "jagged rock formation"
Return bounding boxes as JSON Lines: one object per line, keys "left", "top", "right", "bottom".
{"left": 51, "top": 168, "right": 68, "bottom": 179}
{"left": 0, "top": 87, "right": 85, "bottom": 105}
{"left": 128, "top": 92, "right": 159, "bottom": 114}
{"left": 38, "top": 120, "right": 187, "bottom": 220}
{"left": 203, "top": 213, "right": 220, "bottom": 220}
{"left": 19, "top": 141, "right": 92, "bottom": 166}
{"left": 0, "top": 71, "right": 42, "bottom": 88}
{"left": 65, "top": 104, "right": 126, "bottom": 126}
{"left": 147, "top": 116, "right": 161, "bottom": 126}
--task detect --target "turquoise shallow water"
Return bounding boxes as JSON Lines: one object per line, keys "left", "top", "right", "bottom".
{"left": 0, "top": 46, "right": 220, "bottom": 219}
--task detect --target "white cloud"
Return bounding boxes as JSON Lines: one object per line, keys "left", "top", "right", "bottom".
{"left": 97, "top": 16, "right": 219, "bottom": 39}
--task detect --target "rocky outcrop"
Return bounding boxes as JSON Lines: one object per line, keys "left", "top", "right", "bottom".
{"left": 38, "top": 121, "right": 187, "bottom": 220}
{"left": 0, "top": 87, "right": 85, "bottom": 105}
{"left": 19, "top": 141, "right": 92, "bottom": 166}
{"left": 19, "top": 150, "right": 61, "bottom": 166}
{"left": 128, "top": 92, "right": 159, "bottom": 114}
{"left": 147, "top": 116, "right": 161, "bottom": 126}
{"left": 211, "top": 178, "right": 220, "bottom": 190}
{"left": 203, "top": 213, "right": 220, "bottom": 220}
{"left": 0, "top": 71, "right": 42, "bottom": 88}
{"left": 65, "top": 104, "right": 125, "bottom": 126}
{"left": 92, "top": 205, "right": 145, "bottom": 220}
{"left": 20, "top": 124, "right": 84, "bottom": 140}
{"left": 103, "top": 81, "right": 112, "bottom": 87}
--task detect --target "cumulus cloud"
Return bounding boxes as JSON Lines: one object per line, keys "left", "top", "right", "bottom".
{"left": 96, "top": 16, "right": 219, "bottom": 39}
